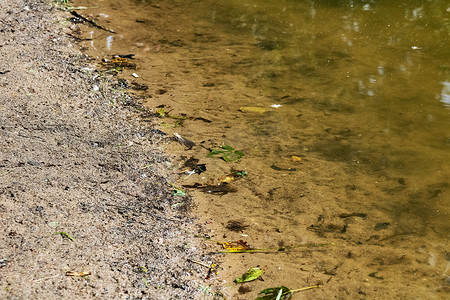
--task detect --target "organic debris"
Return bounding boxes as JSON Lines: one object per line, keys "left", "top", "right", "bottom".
{"left": 238, "top": 285, "right": 252, "bottom": 294}
{"left": 193, "top": 116, "right": 212, "bottom": 123}
{"left": 131, "top": 81, "right": 148, "bottom": 91}
{"left": 338, "top": 212, "right": 367, "bottom": 219}
{"left": 182, "top": 157, "right": 206, "bottom": 175}
{"left": 65, "top": 271, "right": 91, "bottom": 277}
{"left": 101, "top": 55, "right": 136, "bottom": 69}
{"left": 218, "top": 242, "right": 334, "bottom": 253}
{"left": 374, "top": 222, "right": 390, "bottom": 231}
{"left": 156, "top": 108, "right": 187, "bottom": 120}
{"left": 219, "top": 169, "right": 247, "bottom": 183}
{"left": 206, "top": 145, "right": 244, "bottom": 162}
{"left": 189, "top": 260, "right": 218, "bottom": 280}
{"left": 257, "top": 285, "right": 320, "bottom": 300}
{"left": 183, "top": 182, "right": 236, "bottom": 195}
{"left": 54, "top": 231, "right": 74, "bottom": 241}
{"left": 160, "top": 120, "right": 182, "bottom": 128}
{"left": 168, "top": 182, "right": 186, "bottom": 197}
{"left": 221, "top": 240, "right": 252, "bottom": 252}
{"left": 226, "top": 220, "right": 249, "bottom": 232}
{"left": 234, "top": 267, "right": 264, "bottom": 283}
{"left": 70, "top": 10, "right": 115, "bottom": 33}
{"left": 174, "top": 132, "right": 196, "bottom": 149}
{"left": 173, "top": 189, "right": 186, "bottom": 197}
{"left": 270, "top": 165, "right": 297, "bottom": 172}
{"left": 239, "top": 106, "right": 267, "bottom": 114}
{"left": 291, "top": 155, "right": 302, "bottom": 162}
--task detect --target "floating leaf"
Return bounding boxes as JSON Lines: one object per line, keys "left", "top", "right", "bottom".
{"left": 234, "top": 267, "right": 264, "bottom": 283}
{"left": 222, "top": 240, "right": 251, "bottom": 252}
{"left": 206, "top": 145, "right": 244, "bottom": 162}
{"left": 65, "top": 271, "right": 91, "bottom": 277}
{"left": 257, "top": 286, "right": 292, "bottom": 300}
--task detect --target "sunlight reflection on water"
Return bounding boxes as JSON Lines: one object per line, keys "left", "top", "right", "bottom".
{"left": 440, "top": 81, "right": 450, "bottom": 108}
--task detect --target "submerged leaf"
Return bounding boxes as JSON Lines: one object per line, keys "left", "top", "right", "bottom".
{"left": 234, "top": 267, "right": 264, "bottom": 283}
{"left": 206, "top": 145, "right": 244, "bottom": 162}
{"left": 219, "top": 174, "right": 235, "bottom": 183}
{"left": 291, "top": 155, "right": 302, "bottom": 162}
{"left": 222, "top": 240, "right": 251, "bottom": 252}
{"left": 239, "top": 106, "right": 267, "bottom": 114}
{"left": 257, "top": 286, "right": 292, "bottom": 300}
{"left": 156, "top": 108, "right": 167, "bottom": 117}
{"left": 235, "top": 170, "right": 248, "bottom": 177}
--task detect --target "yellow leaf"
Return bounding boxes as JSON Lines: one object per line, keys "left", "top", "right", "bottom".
{"left": 222, "top": 240, "right": 251, "bottom": 252}
{"left": 239, "top": 107, "right": 266, "bottom": 114}
{"left": 291, "top": 155, "right": 302, "bottom": 162}
{"left": 219, "top": 175, "right": 235, "bottom": 183}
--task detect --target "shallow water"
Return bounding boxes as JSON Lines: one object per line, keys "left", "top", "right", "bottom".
{"left": 74, "top": 0, "right": 449, "bottom": 297}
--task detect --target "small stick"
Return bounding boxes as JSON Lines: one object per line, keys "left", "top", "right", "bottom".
{"left": 189, "top": 259, "right": 210, "bottom": 269}
{"left": 70, "top": 11, "right": 115, "bottom": 33}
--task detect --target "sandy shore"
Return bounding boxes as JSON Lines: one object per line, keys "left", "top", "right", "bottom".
{"left": 0, "top": 1, "right": 205, "bottom": 298}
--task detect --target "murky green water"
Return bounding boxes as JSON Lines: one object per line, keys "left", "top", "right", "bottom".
{"left": 169, "top": 0, "right": 450, "bottom": 234}
{"left": 200, "top": 0, "right": 450, "bottom": 221}
{"left": 74, "top": 0, "right": 449, "bottom": 297}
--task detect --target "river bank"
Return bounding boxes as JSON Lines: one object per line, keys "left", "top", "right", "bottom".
{"left": 0, "top": 1, "right": 207, "bottom": 298}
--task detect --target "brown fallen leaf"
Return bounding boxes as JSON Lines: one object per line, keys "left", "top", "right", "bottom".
{"left": 65, "top": 271, "right": 92, "bottom": 277}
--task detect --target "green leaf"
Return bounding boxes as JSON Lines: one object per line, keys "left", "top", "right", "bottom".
{"left": 142, "top": 277, "right": 149, "bottom": 287}
{"left": 235, "top": 171, "right": 248, "bottom": 177}
{"left": 256, "top": 286, "right": 293, "bottom": 300}
{"left": 173, "top": 189, "right": 186, "bottom": 196}
{"left": 234, "top": 267, "right": 264, "bottom": 283}
{"left": 207, "top": 144, "right": 244, "bottom": 162}
{"left": 156, "top": 108, "right": 166, "bottom": 117}
{"left": 54, "top": 231, "right": 74, "bottom": 241}
{"left": 221, "top": 145, "right": 235, "bottom": 151}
